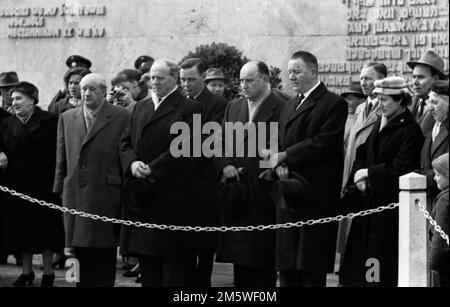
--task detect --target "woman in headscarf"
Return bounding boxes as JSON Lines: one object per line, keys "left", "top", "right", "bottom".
{"left": 0, "top": 82, "right": 64, "bottom": 287}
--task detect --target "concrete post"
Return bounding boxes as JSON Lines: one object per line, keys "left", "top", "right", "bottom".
{"left": 398, "top": 172, "right": 428, "bottom": 287}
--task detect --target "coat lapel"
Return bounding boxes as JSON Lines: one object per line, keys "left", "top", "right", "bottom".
{"left": 82, "top": 103, "right": 113, "bottom": 147}
{"left": 252, "top": 92, "right": 278, "bottom": 123}
{"left": 284, "top": 83, "right": 325, "bottom": 128}
{"left": 234, "top": 98, "right": 249, "bottom": 124}
{"left": 9, "top": 116, "right": 31, "bottom": 145}
{"left": 431, "top": 120, "right": 449, "bottom": 158}
{"left": 143, "top": 90, "right": 181, "bottom": 129}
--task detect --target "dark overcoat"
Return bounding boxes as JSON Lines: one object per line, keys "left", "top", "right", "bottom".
{"left": 410, "top": 95, "right": 435, "bottom": 135}
{"left": 340, "top": 109, "right": 424, "bottom": 287}
{"left": 48, "top": 96, "right": 77, "bottom": 117}
{"left": 429, "top": 189, "right": 449, "bottom": 287}
{"left": 189, "top": 87, "right": 227, "bottom": 249}
{"left": 277, "top": 82, "right": 348, "bottom": 272}
{"left": 420, "top": 118, "right": 449, "bottom": 197}
{"left": 120, "top": 89, "right": 202, "bottom": 259}
{"left": 214, "top": 92, "right": 286, "bottom": 269}
{"left": 0, "top": 107, "right": 64, "bottom": 253}
{"left": 53, "top": 102, "right": 130, "bottom": 248}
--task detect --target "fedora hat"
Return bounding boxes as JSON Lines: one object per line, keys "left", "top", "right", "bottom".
{"left": 0, "top": 71, "right": 19, "bottom": 88}
{"left": 217, "top": 168, "right": 253, "bottom": 216}
{"left": 259, "top": 169, "right": 313, "bottom": 215}
{"left": 270, "top": 172, "right": 314, "bottom": 214}
{"left": 341, "top": 81, "right": 366, "bottom": 98}
{"left": 372, "top": 76, "right": 407, "bottom": 96}
{"left": 123, "top": 178, "right": 160, "bottom": 213}
{"left": 205, "top": 68, "right": 226, "bottom": 82}
{"left": 407, "top": 50, "right": 446, "bottom": 80}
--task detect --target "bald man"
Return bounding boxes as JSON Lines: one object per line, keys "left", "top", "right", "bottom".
{"left": 53, "top": 73, "right": 130, "bottom": 287}
{"left": 215, "top": 61, "right": 287, "bottom": 287}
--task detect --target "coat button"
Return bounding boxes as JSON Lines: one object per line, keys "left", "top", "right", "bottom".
{"left": 81, "top": 164, "right": 87, "bottom": 170}
{"left": 80, "top": 182, "right": 86, "bottom": 188}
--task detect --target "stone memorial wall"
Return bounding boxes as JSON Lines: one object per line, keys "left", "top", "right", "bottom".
{"left": 0, "top": 0, "right": 448, "bottom": 107}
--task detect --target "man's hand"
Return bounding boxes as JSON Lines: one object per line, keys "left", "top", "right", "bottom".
{"left": 222, "top": 165, "right": 240, "bottom": 182}
{"left": 354, "top": 169, "right": 368, "bottom": 184}
{"left": 354, "top": 169, "right": 368, "bottom": 193}
{"left": 275, "top": 165, "right": 289, "bottom": 180}
{"left": 131, "top": 161, "right": 151, "bottom": 179}
{"left": 261, "top": 149, "right": 287, "bottom": 169}
{"left": 0, "top": 152, "right": 8, "bottom": 169}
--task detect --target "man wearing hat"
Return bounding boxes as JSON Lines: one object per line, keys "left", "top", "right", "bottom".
{"left": 407, "top": 49, "right": 447, "bottom": 135}
{"left": 47, "top": 55, "right": 93, "bottom": 112}
{"left": 215, "top": 61, "right": 286, "bottom": 287}
{"left": 205, "top": 68, "right": 227, "bottom": 97}
{"left": 0, "top": 71, "right": 19, "bottom": 114}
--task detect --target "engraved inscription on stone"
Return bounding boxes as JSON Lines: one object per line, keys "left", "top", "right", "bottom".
{"left": 0, "top": 5, "right": 107, "bottom": 39}
{"left": 322, "top": 0, "right": 448, "bottom": 94}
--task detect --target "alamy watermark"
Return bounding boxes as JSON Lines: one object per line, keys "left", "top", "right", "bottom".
{"left": 169, "top": 114, "right": 279, "bottom": 169}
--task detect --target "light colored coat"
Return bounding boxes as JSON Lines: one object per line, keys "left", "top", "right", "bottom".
{"left": 342, "top": 98, "right": 380, "bottom": 191}
{"left": 53, "top": 102, "right": 130, "bottom": 248}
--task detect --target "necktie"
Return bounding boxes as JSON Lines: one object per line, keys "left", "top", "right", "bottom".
{"left": 366, "top": 102, "right": 373, "bottom": 116}
{"left": 432, "top": 122, "right": 441, "bottom": 142}
{"left": 417, "top": 99, "right": 426, "bottom": 118}
{"left": 295, "top": 94, "right": 305, "bottom": 110}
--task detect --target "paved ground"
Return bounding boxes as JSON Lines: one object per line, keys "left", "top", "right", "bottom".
{"left": 0, "top": 254, "right": 339, "bottom": 287}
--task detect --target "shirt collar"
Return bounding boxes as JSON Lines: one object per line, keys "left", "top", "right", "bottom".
{"left": 300, "top": 81, "right": 321, "bottom": 101}
{"left": 159, "top": 86, "right": 178, "bottom": 103}
{"left": 247, "top": 86, "right": 271, "bottom": 108}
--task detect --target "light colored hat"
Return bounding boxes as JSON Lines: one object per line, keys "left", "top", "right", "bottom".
{"left": 372, "top": 76, "right": 407, "bottom": 96}
{"left": 407, "top": 50, "right": 446, "bottom": 80}
{"left": 205, "top": 68, "right": 226, "bottom": 82}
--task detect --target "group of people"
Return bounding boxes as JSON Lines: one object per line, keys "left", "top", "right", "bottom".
{"left": 0, "top": 48, "right": 448, "bottom": 288}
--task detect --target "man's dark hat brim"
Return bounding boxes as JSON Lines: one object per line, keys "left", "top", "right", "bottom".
{"left": 217, "top": 175, "right": 253, "bottom": 216}
{"left": 123, "top": 178, "right": 159, "bottom": 213}
{"left": 270, "top": 172, "right": 314, "bottom": 214}
{"left": 0, "top": 71, "right": 19, "bottom": 88}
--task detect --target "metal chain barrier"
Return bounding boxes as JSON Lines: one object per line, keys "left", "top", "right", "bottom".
{"left": 417, "top": 200, "right": 450, "bottom": 246}
{"left": 1, "top": 184, "right": 398, "bottom": 232}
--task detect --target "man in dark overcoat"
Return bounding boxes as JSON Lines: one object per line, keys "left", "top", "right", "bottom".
{"left": 267, "top": 51, "right": 348, "bottom": 287}
{"left": 119, "top": 59, "right": 202, "bottom": 287}
{"left": 420, "top": 80, "right": 449, "bottom": 195}
{"left": 53, "top": 73, "right": 130, "bottom": 287}
{"left": 215, "top": 61, "right": 286, "bottom": 287}
{"left": 179, "top": 58, "right": 228, "bottom": 287}
{"left": 407, "top": 50, "right": 447, "bottom": 135}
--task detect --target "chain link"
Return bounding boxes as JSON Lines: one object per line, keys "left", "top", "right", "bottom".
{"left": 1, "top": 185, "right": 399, "bottom": 232}
{"left": 417, "top": 200, "right": 449, "bottom": 246}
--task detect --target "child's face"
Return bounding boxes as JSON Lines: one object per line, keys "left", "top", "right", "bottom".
{"left": 434, "top": 170, "right": 449, "bottom": 191}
